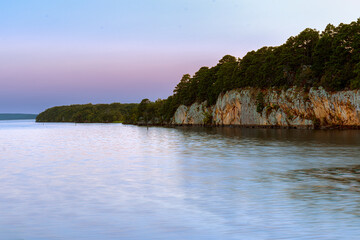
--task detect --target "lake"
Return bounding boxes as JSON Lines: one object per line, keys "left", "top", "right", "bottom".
{"left": 1, "top": 120, "right": 360, "bottom": 240}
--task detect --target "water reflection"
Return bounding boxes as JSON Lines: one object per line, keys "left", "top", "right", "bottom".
{"left": 286, "top": 165, "right": 360, "bottom": 212}
{"left": 0, "top": 120, "right": 360, "bottom": 239}
{"left": 176, "top": 126, "right": 360, "bottom": 146}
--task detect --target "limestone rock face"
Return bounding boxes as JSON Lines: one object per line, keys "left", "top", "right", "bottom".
{"left": 309, "top": 88, "right": 360, "bottom": 126}
{"left": 212, "top": 88, "right": 316, "bottom": 127}
{"left": 173, "top": 105, "right": 188, "bottom": 125}
{"left": 213, "top": 90, "right": 260, "bottom": 125}
{"left": 172, "top": 101, "right": 209, "bottom": 125}
{"left": 172, "top": 87, "right": 360, "bottom": 128}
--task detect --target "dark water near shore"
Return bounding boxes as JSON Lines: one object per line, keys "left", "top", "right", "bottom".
{"left": 1, "top": 120, "right": 360, "bottom": 240}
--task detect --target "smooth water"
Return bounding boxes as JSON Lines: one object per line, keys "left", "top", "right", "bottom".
{"left": 1, "top": 120, "right": 360, "bottom": 240}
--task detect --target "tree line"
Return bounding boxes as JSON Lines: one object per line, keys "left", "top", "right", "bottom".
{"left": 124, "top": 19, "right": 360, "bottom": 124}
{"left": 37, "top": 20, "right": 360, "bottom": 124}
{"left": 36, "top": 103, "right": 137, "bottom": 123}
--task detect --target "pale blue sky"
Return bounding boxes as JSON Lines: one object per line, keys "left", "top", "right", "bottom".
{"left": 0, "top": 0, "right": 359, "bottom": 113}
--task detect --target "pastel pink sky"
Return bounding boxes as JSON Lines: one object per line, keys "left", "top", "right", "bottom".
{"left": 1, "top": 0, "right": 360, "bottom": 113}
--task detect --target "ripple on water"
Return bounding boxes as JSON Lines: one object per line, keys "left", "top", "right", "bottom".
{"left": 0, "top": 120, "right": 360, "bottom": 239}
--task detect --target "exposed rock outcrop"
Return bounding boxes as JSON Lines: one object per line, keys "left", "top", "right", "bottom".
{"left": 172, "top": 101, "right": 210, "bottom": 125}
{"left": 172, "top": 87, "right": 360, "bottom": 128}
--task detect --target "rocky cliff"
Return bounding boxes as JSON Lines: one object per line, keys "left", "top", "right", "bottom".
{"left": 172, "top": 87, "right": 360, "bottom": 129}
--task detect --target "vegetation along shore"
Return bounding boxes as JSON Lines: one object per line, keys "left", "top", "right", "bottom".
{"left": 37, "top": 20, "right": 360, "bottom": 129}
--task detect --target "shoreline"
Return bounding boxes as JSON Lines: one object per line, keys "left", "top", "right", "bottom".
{"left": 128, "top": 123, "right": 360, "bottom": 130}
{"left": 34, "top": 120, "right": 360, "bottom": 130}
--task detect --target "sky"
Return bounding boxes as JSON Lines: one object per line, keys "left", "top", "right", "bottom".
{"left": 0, "top": 0, "right": 360, "bottom": 113}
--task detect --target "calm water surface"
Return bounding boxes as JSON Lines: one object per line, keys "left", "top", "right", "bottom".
{"left": 1, "top": 120, "right": 360, "bottom": 240}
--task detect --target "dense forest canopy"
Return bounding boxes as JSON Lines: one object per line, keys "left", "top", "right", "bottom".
{"left": 36, "top": 103, "right": 137, "bottom": 123}
{"left": 37, "top": 20, "right": 360, "bottom": 124}
{"left": 171, "top": 20, "right": 360, "bottom": 106}
{"left": 124, "top": 19, "right": 360, "bottom": 124}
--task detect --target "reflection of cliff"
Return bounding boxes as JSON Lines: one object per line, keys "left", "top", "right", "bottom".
{"left": 172, "top": 87, "right": 360, "bottom": 129}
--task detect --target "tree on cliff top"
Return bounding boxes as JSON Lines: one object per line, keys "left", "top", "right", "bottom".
{"left": 218, "top": 55, "right": 237, "bottom": 64}
{"left": 122, "top": 19, "right": 360, "bottom": 124}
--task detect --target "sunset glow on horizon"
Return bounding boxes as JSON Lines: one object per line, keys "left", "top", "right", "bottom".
{"left": 1, "top": 0, "right": 360, "bottom": 113}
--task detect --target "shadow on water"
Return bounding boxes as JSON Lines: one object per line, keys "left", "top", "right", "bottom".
{"left": 174, "top": 126, "right": 360, "bottom": 146}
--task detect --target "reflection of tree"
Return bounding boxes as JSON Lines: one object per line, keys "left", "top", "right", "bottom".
{"left": 286, "top": 165, "right": 360, "bottom": 217}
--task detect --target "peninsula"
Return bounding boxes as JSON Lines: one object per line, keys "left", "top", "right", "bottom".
{"left": 37, "top": 20, "right": 360, "bottom": 129}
